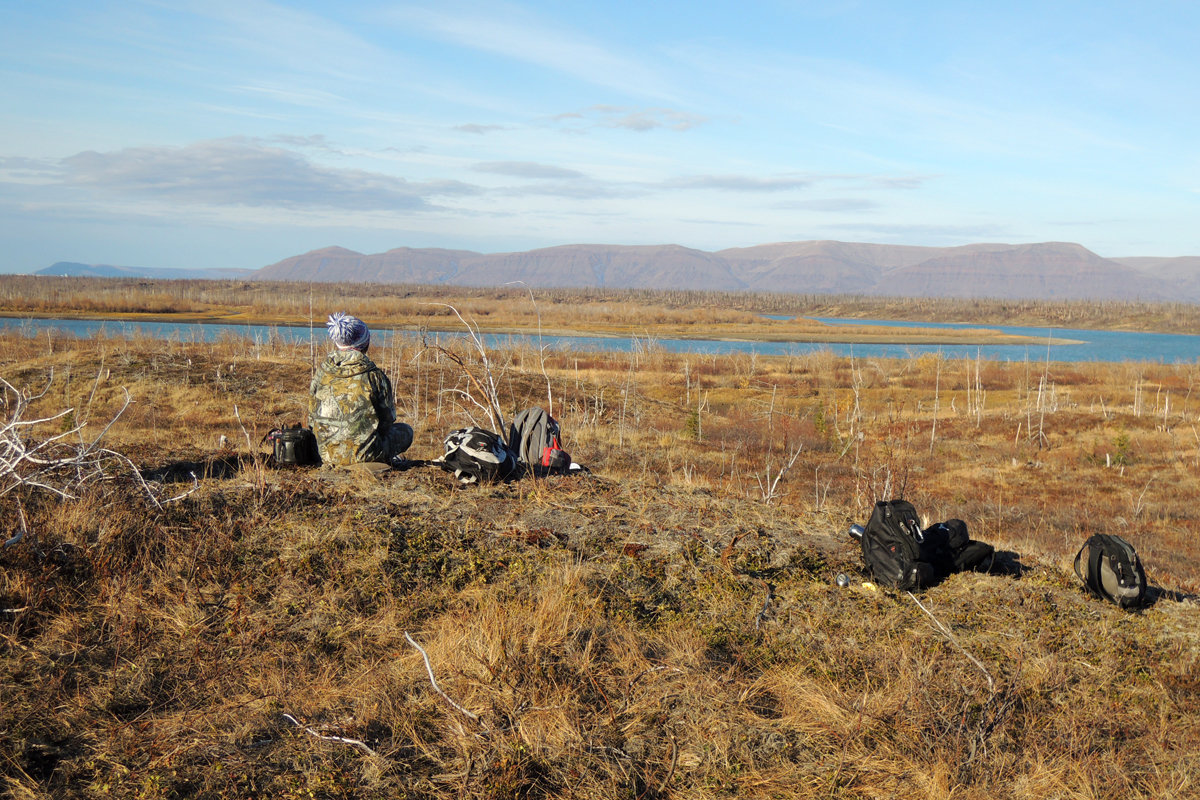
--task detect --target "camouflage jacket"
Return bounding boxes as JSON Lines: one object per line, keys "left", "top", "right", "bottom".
{"left": 308, "top": 350, "right": 396, "bottom": 465}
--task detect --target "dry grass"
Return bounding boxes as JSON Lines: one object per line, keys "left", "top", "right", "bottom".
{"left": 2, "top": 321, "right": 1200, "bottom": 799}
{"left": 6, "top": 275, "right": 1200, "bottom": 336}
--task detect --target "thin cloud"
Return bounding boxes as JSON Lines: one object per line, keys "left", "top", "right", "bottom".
{"left": 676, "top": 217, "right": 756, "bottom": 228}
{"left": 650, "top": 171, "right": 932, "bottom": 197}
{"left": 233, "top": 82, "right": 348, "bottom": 110}
{"left": 486, "top": 169, "right": 819, "bottom": 198}
{"left": 606, "top": 108, "right": 707, "bottom": 132}
{"left": 660, "top": 175, "right": 813, "bottom": 192}
{"left": 473, "top": 161, "right": 585, "bottom": 179}
{"left": 1049, "top": 218, "right": 1128, "bottom": 228}
{"left": 393, "top": 4, "right": 676, "bottom": 101}
{"left": 490, "top": 180, "right": 643, "bottom": 200}
{"left": 829, "top": 222, "right": 1013, "bottom": 241}
{"left": 181, "top": 0, "right": 392, "bottom": 84}
{"left": 873, "top": 176, "right": 933, "bottom": 190}
{"left": 456, "top": 124, "right": 507, "bottom": 135}
{"left": 61, "top": 139, "right": 480, "bottom": 211}
{"left": 0, "top": 156, "right": 61, "bottom": 180}
{"left": 552, "top": 106, "right": 708, "bottom": 133}
{"left": 268, "top": 134, "right": 335, "bottom": 148}
{"left": 775, "top": 198, "right": 881, "bottom": 212}
{"left": 266, "top": 134, "right": 349, "bottom": 155}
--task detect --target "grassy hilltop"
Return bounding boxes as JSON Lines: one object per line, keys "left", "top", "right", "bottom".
{"left": 2, "top": 299, "right": 1199, "bottom": 798}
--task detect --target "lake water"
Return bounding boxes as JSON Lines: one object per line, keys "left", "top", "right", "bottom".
{"left": 2, "top": 315, "right": 1199, "bottom": 363}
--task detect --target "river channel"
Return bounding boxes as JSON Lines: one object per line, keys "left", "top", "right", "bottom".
{"left": 2, "top": 316, "right": 1198, "bottom": 363}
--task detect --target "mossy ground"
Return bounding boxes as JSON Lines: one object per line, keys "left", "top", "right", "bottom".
{"left": 2, "top": 329, "right": 1199, "bottom": 799}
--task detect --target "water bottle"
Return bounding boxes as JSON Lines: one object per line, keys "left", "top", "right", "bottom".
{"left": 848, "top": 524, "right": 866, "bottom": 541}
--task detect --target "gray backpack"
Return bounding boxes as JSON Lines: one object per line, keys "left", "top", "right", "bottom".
{"left": 508, "top": 407, "right": 571, "bottom": 476}
{"left": 1073, "top": 534, "right": 1147, "bottom": 609}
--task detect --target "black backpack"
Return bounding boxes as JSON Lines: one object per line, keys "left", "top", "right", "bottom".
{"left": 265, "top": 425, "right": 320, "bottom": 466}
{"left": 432, "top": 427, "right": 517, "bottom": 485}
{"left": 508, "top": 407, "right": 571, "bottom": 475}
{"left": 1074, "top": 534, "right": 1147, "bottom": 609}
{"left": 860, "top": 500, "right": 936, "bottom": 590}
{"left": 920, "top": 519, "right": 996, "bottom": 575}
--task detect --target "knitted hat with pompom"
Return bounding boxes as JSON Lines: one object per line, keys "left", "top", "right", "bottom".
{"left": 326, "top": 311, "right": 370, "bottom": 350}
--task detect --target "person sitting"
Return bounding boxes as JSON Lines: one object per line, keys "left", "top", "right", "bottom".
{"left": 308, "top": 312, "right": 413, "bottom": 467}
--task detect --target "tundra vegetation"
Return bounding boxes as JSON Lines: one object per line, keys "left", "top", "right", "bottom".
{"left": 4, "top": 274, "right": 1200, "bottom": 335}
{"left": 1, "top": 283, "right": 1199, "bottom": 799}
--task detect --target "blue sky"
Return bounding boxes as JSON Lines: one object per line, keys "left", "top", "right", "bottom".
{"left": 1, "top": 0, "right": 1197, "bottom": 272}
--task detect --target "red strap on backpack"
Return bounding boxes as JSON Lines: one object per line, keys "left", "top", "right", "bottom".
{"left": 541, "top": 435, "right": 562, "bottom": 467}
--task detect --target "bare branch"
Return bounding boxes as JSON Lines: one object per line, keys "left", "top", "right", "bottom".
{"left": 281, "top": 713, "right": 378, "bottom": 756}
{"left": 404, "top": 630, "right": 482, "bottom": 724}
{"left": 757, "top": 442, "right": 804, "bottom": 503}
{"left": 438, "top": 386, "right": 496, "bottom": 427}
{"left": 907, "top": 591, "right": 996, "bottom": 693}
{"left": 420, "top": 304, "right": 509, "bottom": 439}
{"left": 754, "top": 580, "right": 775, "bottom": 630}
{"left": 3, "top": 498, "right": 28, "bottom": 548}
{"left": 1, "top": 373, "right": 191, "bottom": 511}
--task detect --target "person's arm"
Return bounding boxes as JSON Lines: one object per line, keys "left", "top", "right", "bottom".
{"left": 307, "top": 371, "right": 321, "bottom": 424}
{"left": 370, "top": 369, "right": 396, "bottom": 429}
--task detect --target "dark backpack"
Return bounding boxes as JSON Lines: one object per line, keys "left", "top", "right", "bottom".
{"left": 265, "top": 425, "right": 320, "bottom": 466}
{"left": 433, "top": 427, "right": 517, "bottom": 485}
{"left": 920, "top": 519, "right": 996, "bottom": 575}
{"left": 508, "top": 407, "right": 571, "bottom": 475}
{"left": 858, "top": 503, "right": 996, "bottom": 590}
{"left": 1074, "top": 534, "right": 1147, "bottom": 609}
{"left": 860, "top": 500, "right": 936, "bottom": 590}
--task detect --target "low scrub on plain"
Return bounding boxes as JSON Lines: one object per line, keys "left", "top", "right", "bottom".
{"left": 6, "top": 275, "right": 1200, "bottom": 335}
{"left": 2, "top": 325, "right": 1199, "bottom": 799}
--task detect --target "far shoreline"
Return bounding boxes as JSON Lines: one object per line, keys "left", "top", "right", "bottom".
{"left": 0, "top": 310, "right": 1074, "bottom": 348}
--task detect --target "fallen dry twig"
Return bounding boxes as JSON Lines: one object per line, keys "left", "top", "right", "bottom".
{"left": 281, "top": 713, "right": 378, "bottom": 757}
{"left": 907, "top": 591, "right": 996, "bottom": 693}
{"left": 405, "top": 630, "right": 483, "bottom": 724}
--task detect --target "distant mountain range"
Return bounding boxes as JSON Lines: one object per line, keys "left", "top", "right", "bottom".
{"left": 35, "top": 241, "right": 1200, "bottom": 301}
{"left": 34, "top": 262, "right": 254, "bottom": 280}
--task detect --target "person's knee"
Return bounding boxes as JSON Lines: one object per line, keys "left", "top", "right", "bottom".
{"left": 389, "top": 423, "right": 414, "bottom": 456}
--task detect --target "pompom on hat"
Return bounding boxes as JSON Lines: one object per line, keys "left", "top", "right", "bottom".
{"left": 326, "top": 312, "right": 371, "bottom": 350}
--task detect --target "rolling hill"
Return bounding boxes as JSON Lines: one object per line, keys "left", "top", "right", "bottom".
{"left": 251, "top": 240, "right": 1193, "bottom": 301}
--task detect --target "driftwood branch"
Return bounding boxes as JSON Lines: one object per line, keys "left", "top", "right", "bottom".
{"left": 907, "top": 591, "right": 996, "bottom": 693}
{"left": 1, "top": 373, "right": 194, "bottom": 511}
{"left": 404, "top": 630, "right": 482, "bottom": 723}
{"left": 281, "top": 713, "right": 377, "bottom": 756}
{"left": 3, "top": 497, "right": 29, "bottom": 548}
{"left": 754, "top": 580, "right": 775, "bottom": 630}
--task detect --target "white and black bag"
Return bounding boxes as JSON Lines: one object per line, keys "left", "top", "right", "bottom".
{"left": 432, "top": 427, "right": 517, "bottom": 485}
